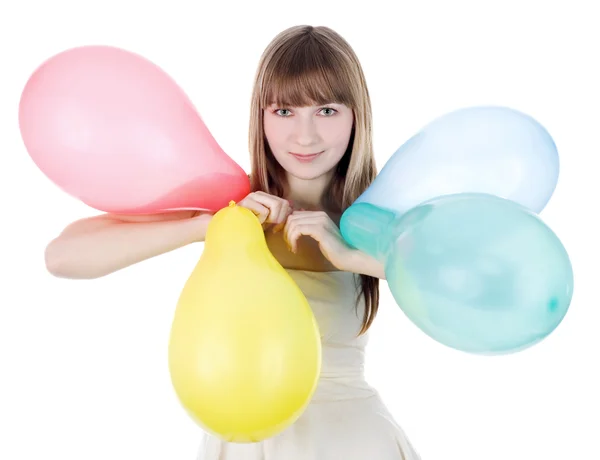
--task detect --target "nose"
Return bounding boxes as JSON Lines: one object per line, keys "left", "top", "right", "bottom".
{"left": 293, "top": 116, "right": 321, "bottom": 147}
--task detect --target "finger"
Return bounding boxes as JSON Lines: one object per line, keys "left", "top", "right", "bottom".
{"left": 283, "top": 215, "right": 294, "bottom": 250}
{"left": 274, "top": 201, "right": 293, "bottom": 227}
{"left": 272, "top": 204, "right": 293, "bottom": 232}
{"left": 272, "top": 220, "right": 286, "bottom": 233}
{"left": 237, "top": 198, "right": 270, "bottom": 224}
{"left": 287, "top": 223, "right": 325, "bottom": 253}
{"left": 286, "top": 214, "right": 332, "bottom": 229}
{"left": 251, "top": 193, "right": 291, "bottom": 225}
{"left": 285, "top": 218, "right": 325, "bottom": 253}
{"left": 239, "top": 192, "right": 280, "bottom": 225}
{"left": 289, "top": 210, "right": 327, "bottom": 217}
{"left": 283, "top": 214, "right": 305, "bottom": 246}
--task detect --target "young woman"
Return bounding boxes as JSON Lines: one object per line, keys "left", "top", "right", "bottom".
{"left": 44, "top": 25, "right": 420, "bottom": 459}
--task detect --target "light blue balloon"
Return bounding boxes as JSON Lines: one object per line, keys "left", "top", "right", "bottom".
{"left": 355, "top": 106, "right": 559, "bottom": 216}
{"left": 340, "top": 193, "right": 573, "bottom": 354}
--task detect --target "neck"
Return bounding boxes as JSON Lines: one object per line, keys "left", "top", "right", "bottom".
{"left": 284, "top": 172, "right": 333, "bottom": 210}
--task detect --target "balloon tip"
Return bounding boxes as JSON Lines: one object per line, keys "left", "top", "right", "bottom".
{"left": 228, "top": 200, "right": 236, "bottom": 207}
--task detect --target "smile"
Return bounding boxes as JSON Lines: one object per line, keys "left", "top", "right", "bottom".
{"left": 289, "top": 151, "right": 324, "bottom": 162}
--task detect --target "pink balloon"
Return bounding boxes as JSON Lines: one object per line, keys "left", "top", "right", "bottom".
{"left": 19, "top": 45, "right": 250, "bottom": 214}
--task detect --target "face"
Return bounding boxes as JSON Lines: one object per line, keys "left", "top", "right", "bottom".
{"left": 263, "top": 102, "right": 354, "bottom": 181}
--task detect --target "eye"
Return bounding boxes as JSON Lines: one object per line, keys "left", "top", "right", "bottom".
{"left": 319, "top": 107, "right": 338, "bottom": 116}
{"left": 274, "top": 108, "right": 292, "bottom": 117}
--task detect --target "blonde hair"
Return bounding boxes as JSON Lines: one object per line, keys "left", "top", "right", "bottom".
{"left": 248, "top": 25, "right": 379, "bottom": 335}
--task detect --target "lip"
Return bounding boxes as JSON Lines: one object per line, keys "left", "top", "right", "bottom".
{"left": 289, "top": 151, "right": 324, "bottom": 162}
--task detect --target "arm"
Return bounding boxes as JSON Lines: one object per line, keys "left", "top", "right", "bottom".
{"left": 44, "top": 210, "right": 212, "bottom": 280}
{"left": 345, "top": 249, "right": 386, "bottom": 280}
{"left": 282, "top": 210, "right": 387, "bottom": 279}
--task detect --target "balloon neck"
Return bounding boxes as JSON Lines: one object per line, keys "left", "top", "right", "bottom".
{"left": 204, "top": 203, "right": 267, "bottom": 255}
{"left": 340, "top": 202, "right": 399, "bottom": 261}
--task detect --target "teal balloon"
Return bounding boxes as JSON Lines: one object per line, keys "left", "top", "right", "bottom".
{"left": 340, "top": 193, "right": 573, "bottom": 354}
{"left": 354, "top": 106, "right": 559, "bottom": 216}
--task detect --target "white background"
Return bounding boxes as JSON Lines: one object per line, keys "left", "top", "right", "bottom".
{"left": 1, "top": 1, "right": 599, "bottom": 459}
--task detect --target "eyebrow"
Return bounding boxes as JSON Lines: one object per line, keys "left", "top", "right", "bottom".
{"left": 268, "top": 102, "right": 341, "bottom": 107}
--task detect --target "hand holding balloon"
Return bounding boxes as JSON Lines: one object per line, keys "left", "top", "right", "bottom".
{"left": 236, "top": 191, "right": 294, "bottom": 231}
{"left": 341, "top": 194, "right": 573, "bottom": 354}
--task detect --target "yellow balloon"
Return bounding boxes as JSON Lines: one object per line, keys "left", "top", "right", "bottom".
{"left": 168, "top": 201, "right": 321, "bottom": 442}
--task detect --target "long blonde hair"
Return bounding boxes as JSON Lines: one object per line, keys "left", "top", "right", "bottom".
{"left": 248, "top": 25, "right": 379, "bottom": 335}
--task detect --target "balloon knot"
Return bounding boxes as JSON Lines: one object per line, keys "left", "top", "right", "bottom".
{"left": 228, "top": 200, "right": 236, "bottom": 207}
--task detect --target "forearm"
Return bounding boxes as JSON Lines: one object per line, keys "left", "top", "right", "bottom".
{"left": 345, "top": 249, "right": 386, "bottom": 280}
{"left": 45, "top": 214, "right": 212, "bottom": 279}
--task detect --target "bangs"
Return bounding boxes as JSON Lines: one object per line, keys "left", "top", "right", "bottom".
{"left": 260, "top": 40, "right": 355, "bottom": 109}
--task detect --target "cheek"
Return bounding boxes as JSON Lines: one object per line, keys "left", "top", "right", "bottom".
{"left": 324, "top": 118, "right": 354, "bottom": 148}
{"left": 264, "top": 118, "right": 289, "bottom": 151}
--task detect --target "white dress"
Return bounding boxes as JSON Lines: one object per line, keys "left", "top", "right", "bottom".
{"left": 197, "top": 269, "right": 420, "bottom": 460}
